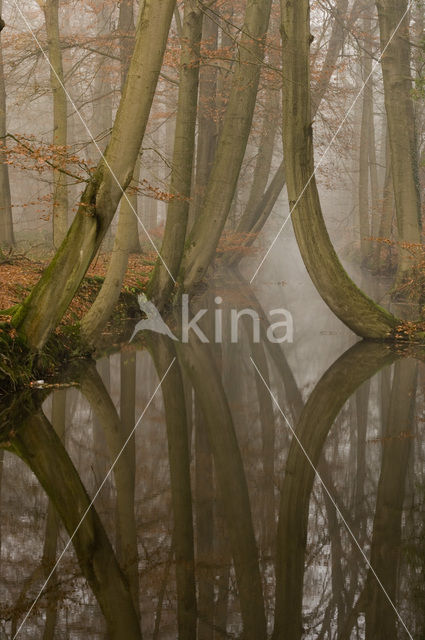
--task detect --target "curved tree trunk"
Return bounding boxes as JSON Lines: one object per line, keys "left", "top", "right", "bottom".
{"left": 148, "top": 0, "right": 203, "bottom": 308}
{"left": 12, "top": 0, "right": 176, "bottom": 350}
{"left": 280, "top": 0, "right": 399, "bottom": 339}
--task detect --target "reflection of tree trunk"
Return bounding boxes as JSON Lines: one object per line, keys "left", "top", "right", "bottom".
{"left": 8, "top": 410, "right": 142, "bottom": 639}
{"left": 195, "top": 399, "right": 215, "bottom": 640}
{"left": 272, "top": 342, "right": 397, "bottom": 640}
{"left": 365, "top": 359, "right": 416, "bottom": 639}
{"left": 177, "top": 335, "right": 267, "bottom": 640}
{"left": 42, "top": 389, "right": 66, "bottom": 640}
{"left": 251, "top": 339, "right": 275, "bottom": 552}
{"left": 149, "top": 336, "right": 197, "bottom": 639}
{"left": 354, "top": 380, "right": 370, "bottom": 538}
{"left": 80, "top": 363, "right": 140, "bottom": 617}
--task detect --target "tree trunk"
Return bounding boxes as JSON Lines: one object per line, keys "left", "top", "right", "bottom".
{"left": 180, "top": 0, "right": 273, "bottom": 292}
{"left": 376, "top": 0, "right": 422, "bottom": 289}
{"left": 0, "top": 2, "right": 14, "bottom": 248}
{"left": 80, "top": 157, "right": 141, "bottom": 342}
{"left": 43, "top": 0, "right": 69, "bottom": 248}
{"left": 12, "top": 0, "right": 176, "bottom": 350}
{"left": 358, "top": 9, "right": 373, "bottom": 263}
{"left": 280, "top": 0, "right": 399, "bottom": 339}
{"left": 148, "top": 0, "right": 203, "bottom": 308}
{"left": 118, "top": 0, "right": 141, "bottom": 254}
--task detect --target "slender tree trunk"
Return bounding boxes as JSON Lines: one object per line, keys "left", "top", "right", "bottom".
{"left": 180, "top": 0, "right": 273, "bottom": 291}
{"left": 194, "top": 400, "right": 214, "bottom": 640}
{"left": 374, "top": 128, "right": 395, "bottom": 271}
{"left": 358, "top": 9, "right": 373, "bottom": 263}
{"left": 236, "top": 89, "right": 280, "bottom": 236}
{"left": 42, "top": 389, "right": 66, "bottom": 640}
{"left": 118, "top": 0, "right": 141, "bottom": 254}
{"left": 191, "top": 9, "right": 218, "bottom": 222}
{"left": 148, "top": 0, "right": 203, "bottom": 308}
{"left": 42, "top": 0, "right": 68, "bottom": 248}
{"left": 0, "top": 3, "right": 14, "bottom": 248}
{"left": 376, "top": 0, "right": 422, "bottom": 289}
{"left": 12, "top": 0, "right": 176, "bottom": 350}
{"left": 280, "top": 0, "right": 399, "bottom": 339}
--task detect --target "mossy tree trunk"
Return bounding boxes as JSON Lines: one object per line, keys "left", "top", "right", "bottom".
{"left": 0, "top": 3, "right": 14, "bottom": 249}
{"left": 180, "top": 0, "right": 273, "bottom": 292}
{"left": 41, "top": 0, "right": 69, "bottom": 249}
{"left": 12, "top": 0, "right": 176, "bottom": 350}
{"left": 148, "top": 0, "right": 203, "bottom": 308}
{"left": 280, "top": 0, "right": 399, "bottom": 339}
{"left": 376, "top": 0, "right": 422, "bottom": 289}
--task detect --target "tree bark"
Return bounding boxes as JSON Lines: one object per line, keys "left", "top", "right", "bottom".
{"left": 42, "top": 0, "right": 69, "bottom": 248}
{"left": 180, "top": 0, "right": 273, "bottom": 291}
{"left": 12, "top": 0, "right": 176, "bottom": 350}
{"left": 376, "top": 0, "right": 422, "bottom": 288}
{"left": 0, "top": 1, "right": 13, "bottom": 248}
{"left": 148, "top": 0, "right": 203, "bottom": 308}
{"left": 280, "top": 0, "right": 399, "bottom": 339}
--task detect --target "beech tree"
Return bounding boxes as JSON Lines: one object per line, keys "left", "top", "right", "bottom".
{"left": 280, "top": 0, "right": 399, "bottom": 339}
{"left": 11, "top": 0, "right": 176, "bottom": 350}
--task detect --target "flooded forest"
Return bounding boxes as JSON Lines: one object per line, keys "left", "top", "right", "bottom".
{"left": 0, "top": 0, "right": 425, "bottom": 638}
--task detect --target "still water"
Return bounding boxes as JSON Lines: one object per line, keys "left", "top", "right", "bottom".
{"left": 0, "top": 270, "right": 424, "bottom": 639}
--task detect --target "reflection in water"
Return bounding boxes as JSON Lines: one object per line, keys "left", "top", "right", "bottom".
{"left": 0, "top": 294, "right": 424, "bottom": 639}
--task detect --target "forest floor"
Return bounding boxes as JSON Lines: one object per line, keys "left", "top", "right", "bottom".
{"left": 0, "top": 251, "right": 155, "bottom": 323}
